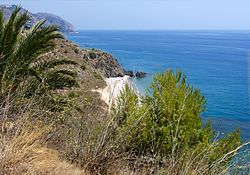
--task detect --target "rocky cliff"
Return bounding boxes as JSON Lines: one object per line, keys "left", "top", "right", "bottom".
{"left": 44, "top": 38, "right": 126, "bottom": 92}
{"left": 84, "top": 49, "right": 125, "bottom": 78}
{"left": 0, "top": 5, "right": 74, "bottom": 33}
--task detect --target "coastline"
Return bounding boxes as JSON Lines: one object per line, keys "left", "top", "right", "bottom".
{"left": 95, "top": 75, "right": 130, "bottom": 107}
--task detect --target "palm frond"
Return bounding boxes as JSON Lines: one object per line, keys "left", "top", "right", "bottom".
{"left": 13, "top": 10, "right": 30, "bottom": 32}
{"left": 0, "top": 10, "right": 4, "bottom": 34}
{"left": 16, "top": 68, "right": 42, "bottom": 82}
{"left": 0, "top": 7, "right": 19, "bottom": 66}
{"left": 0, "top": 6, "right": 28, "bottom": 56}
{"left": 48, "top": 69, "right": 77, "bottom": 77}
{"left": 45, "top": 69, "right": 78, "bottom": 90}
{"left": 39, "top": 92, "right": 71, "bottom": 112}
{"left": 31, "top": 58, "right": 77, "bottom": 70}
{"left": 12, "top": 22, "right": 63, "bottom": 68}
{"left": 0, "top": 10, "right": 4, "bottom": 71}
{"left": 0, "top": 7, "right": 30, "bottom": 75}
{"left": 46, "top": 75, "right": 78, "bottom": 90}
{"left": 0, "top": 7, "right": 79, "bottom": 99}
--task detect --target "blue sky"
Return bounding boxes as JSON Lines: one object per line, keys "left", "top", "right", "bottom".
{"left": 0, "top": 0, "right": 250, "bottom": 30}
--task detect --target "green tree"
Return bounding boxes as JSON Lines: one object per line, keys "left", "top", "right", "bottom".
{"left": 113, "top": 69, "right": 241, "bottom": 171}
{"left": 141, "top": 70, "right": 207, "bottom": 155}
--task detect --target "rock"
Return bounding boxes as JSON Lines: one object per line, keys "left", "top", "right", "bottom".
{"left": 87, "top": 50, "right": 125, "bottom": 78}
{"left": 89, "top": 52, "right": 97, "bottom": 59}
{"left": 135, "top": 72, "right": 146, "bottom": 78}
{"left": 124, "top": 70, "right": 134, "bottom": 77}
{"left": 124, "top": 70, "right": 146, "bottom": 78}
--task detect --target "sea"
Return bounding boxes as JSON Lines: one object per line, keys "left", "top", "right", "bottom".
{"left": 67, "top": 30, "right": 250, "bottom": 140}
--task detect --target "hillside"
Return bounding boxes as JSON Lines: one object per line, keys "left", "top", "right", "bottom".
{"left": 39, "top": 37, "right": 126, "bottom": 115}
{"left": 0, "top": 5, "right": 74, "bottom": 33}
{"left": 49, "top": 38, "right": 125, "bottom": 87}
{"left": 0, "top": 8, "right": 247, "bottom": 174}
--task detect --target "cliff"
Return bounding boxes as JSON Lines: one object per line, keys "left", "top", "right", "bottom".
{"left": 0, "top": 5, "right": 74, "bottom": 33}
{"left": 44, "top": 38, "right": 125, "bottom": 91}
{"left": 84, "top": 49, "right": 125, "bottom": 78}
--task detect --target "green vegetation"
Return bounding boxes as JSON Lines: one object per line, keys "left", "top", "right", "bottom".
{"left": 80, "top": 63, "right": 86, "bottom": 70}
{"left": 93, "top": 70, "right": 103, "bottom": 80}
{"left": 0, "top": 7, "right": 249, "bottom": 175}
{"left": 0, "top": 7, "right": 78, "bottom": 98}
{"left": 74, "top": 48, "right": 80, "bottom": 54}
{"left": 111, "top": 70, "right": 243, "bottom": 174}
{"left": 89, "top": 51, "right": 97, "bottom": 59}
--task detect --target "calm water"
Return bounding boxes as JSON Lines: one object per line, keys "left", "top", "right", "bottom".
{"left": 67, "top": 30, "right": 250, "bottom": 140}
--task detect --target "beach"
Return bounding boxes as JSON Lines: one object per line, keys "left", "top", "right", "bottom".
{"left": 95, "top": 75, "right": 130, "bottom": 107}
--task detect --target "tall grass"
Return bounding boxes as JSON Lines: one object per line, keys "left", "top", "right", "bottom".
{"left": 0, "top": 91, "right": 84, "bottom": 175}
{"left": 0, "top": 72, "right": 249, "bottom": 174}
{"left": 60, "top": 84, "right": 250, "bottom": 175}
{"left": 0, "top": 128, "right": 84, "bottom": 175}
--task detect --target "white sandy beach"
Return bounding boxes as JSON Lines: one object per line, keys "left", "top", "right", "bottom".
{"left": 95, "top": 75, "right": 130, "bottom": 107}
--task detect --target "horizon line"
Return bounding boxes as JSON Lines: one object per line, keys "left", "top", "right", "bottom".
{"left": 73, "top": 29, "right": 250, "bottom": 31}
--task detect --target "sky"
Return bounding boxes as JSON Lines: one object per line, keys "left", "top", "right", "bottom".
{"left": 0, "top": 0, "right": 250, "bottom": 30}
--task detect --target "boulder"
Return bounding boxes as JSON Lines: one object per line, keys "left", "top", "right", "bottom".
{"left": 135, "top": 72, "right": 146, "bottom": 78}
{"left": 124, "top": 70, "right": 134, "bottom": 77}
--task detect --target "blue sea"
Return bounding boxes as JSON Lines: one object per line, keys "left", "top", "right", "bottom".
{"left": 67, "top": 30, "right": 250, "bottom": 140}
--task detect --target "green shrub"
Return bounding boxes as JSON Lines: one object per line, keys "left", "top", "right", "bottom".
{"left": 93, "top": 71, "right": 103, "bottom": 80}
{"left": 80, "top": 64, "right": 86, "bottom": 70}
{"left": 74, "top": 48, "right": 80, "bottom": 54}
{"left": 112, "top": 70, "right": 241, "bottom": 172}
{"left": 89, "top": 52, "right": 97, "bottom": 59}
{"left": 140, "top": 70, "right": 207, "bottom": 155}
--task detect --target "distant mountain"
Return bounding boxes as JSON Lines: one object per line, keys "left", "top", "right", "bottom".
{"left": 0, "top": 5, "right": 75, "bottom": 33}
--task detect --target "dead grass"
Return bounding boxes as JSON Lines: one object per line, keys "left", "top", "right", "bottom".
{"left": 0, "top": 76, "right": 248, "bottom": 175}
{"left": 0, "top": 127, "right": 84, "bottom": 175}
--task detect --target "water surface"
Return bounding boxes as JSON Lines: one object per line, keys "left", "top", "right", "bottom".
{"left": 67, "top": 30, "right": 250, "bottom": 140}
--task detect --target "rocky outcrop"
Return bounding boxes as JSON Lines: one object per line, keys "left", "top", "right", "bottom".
{"left": 38, "top": 38, "right": 126, "bottom": 90}
{"left": 0, "top": 5, "right": 74, "bottom": 33}
{"left": 135, "top": 72, "right": 146, "bottom": 78}
{"left": 124, "top": 70, "right": 134, "bottom": 77}
{"left": 125, "top": 70, "right": 147, "bottom": 78}
{"left": 84, "top": 49, "right": 125, "bottom": 78}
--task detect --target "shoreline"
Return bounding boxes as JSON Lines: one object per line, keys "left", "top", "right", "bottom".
{"left": 95, "top": 75, "right": 131, "bottom": 107}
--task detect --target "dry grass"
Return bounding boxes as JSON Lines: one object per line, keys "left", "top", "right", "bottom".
{"left": 0, "top": 80, "right": 248, "bottom": 175}
{"left": 0, "top": 101, "right": 249, "bottom": 175}
{"left": 0, "top": 125, "right": 84, "bottom": 175}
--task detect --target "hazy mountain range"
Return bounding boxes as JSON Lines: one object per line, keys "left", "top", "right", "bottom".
{"left": 0, "top": 5, "right": 74, "bottom": 33}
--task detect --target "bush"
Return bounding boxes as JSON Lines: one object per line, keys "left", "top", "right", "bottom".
{"left": 74, "top": 48, "right": 80, "bottom": 54}
{"left": 139, "top": 70, "right": 207, "bottom": 155}
{"left": 89, "top": 52, "right": 97, "bottom": 59}
{"left": 0, "top": 66, "right": 248, "bottom": 175}
{"left": 80, "top": 64, "right": 86, "bottom": 70}
{"left": 93, "top": 71, "right": 103, "bottom": 80}
{"left": 111, "top": 70, "right": 243, "bottom": 174}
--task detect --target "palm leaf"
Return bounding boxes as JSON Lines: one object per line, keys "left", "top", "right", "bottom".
{"left": 47, "top": 69, "right": 77, "bottom": 77}
{"left": 0, "top": 10, "right": 4, "bottom": 42}
{"left": 16, "top": 67, "right": 42, "bottom": 82}
{"left": 9, "top": 20, "right": 63, "bottom": 69}
{"left": 45, "top": 69, "right": 78, "bottom": 90}
{"left": 0, "top": 7, "right": 29, "bottom": 60}
{"left": 0, "top": 10, "right": 4, "bottom": 71}
{"left": 31, "top": 58, "right": 77, "bottom": 70}
{"left": 0, "top": 7, "right": 79, "bottom": 101}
